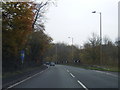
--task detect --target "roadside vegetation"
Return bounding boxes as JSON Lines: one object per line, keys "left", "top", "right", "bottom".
{"left": 44, "top": 33, "right": 119, "bottom": 72}
{"left": 2, "top": 65, "right": 46, "bottom": 78}
{"left": 2, "top": 1, "right": 54, "bottom": 76}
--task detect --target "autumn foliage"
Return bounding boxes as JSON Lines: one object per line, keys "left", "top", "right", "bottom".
{"left": 2, "top": 2, "right": 52, "bottom": 72}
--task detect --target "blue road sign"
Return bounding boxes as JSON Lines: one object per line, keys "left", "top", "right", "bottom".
{"left": 21, "top": 50, "right": 25, "bottom": 64}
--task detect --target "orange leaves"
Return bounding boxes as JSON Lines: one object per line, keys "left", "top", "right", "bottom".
{"left": 2, "top": 2, "right": 35, "bottom": 59}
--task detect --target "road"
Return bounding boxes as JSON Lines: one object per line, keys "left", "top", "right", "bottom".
{"left": 8, "top": 65, "right": 118, "bottom": 89}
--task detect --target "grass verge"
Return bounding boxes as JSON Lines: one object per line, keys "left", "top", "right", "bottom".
{"left": 61, "top": 63, "right": 119, "bottom": 72}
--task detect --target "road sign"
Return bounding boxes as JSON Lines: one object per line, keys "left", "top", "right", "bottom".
{"left": 21, "top": 50, "right": 25, "bottom": 64}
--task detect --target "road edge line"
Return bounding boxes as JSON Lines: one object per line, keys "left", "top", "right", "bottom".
{"left": 6, "top": 66, "right": 49, "bottom": 89}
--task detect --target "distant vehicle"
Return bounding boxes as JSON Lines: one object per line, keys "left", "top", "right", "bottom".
{"left": 50, "top": 62, "right": 55, "bottom": 66}
{"left": 46, "top": 62, "right": 50, "bottom": 65}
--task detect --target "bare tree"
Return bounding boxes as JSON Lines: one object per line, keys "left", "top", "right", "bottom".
{"left": 88, "top": 33, "right": 100, "bottom": 47}
{"left": 32, "top": 0, "right": 57, "bottom": 31}
{"left": 103, "top": 36, "right": 111, "bottom": 45}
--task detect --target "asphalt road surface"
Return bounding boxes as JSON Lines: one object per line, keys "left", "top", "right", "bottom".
{"left": 8, "top": 65, "right": 118, "bottom": 89}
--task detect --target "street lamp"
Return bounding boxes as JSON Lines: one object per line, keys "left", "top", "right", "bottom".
{"left": 68, "top": 37, "right": 73, "bottom": 62}
{"left": 92, "top": 11, "right": 102, "bottom": 66}
{"left": 55, "top": 44, "right": 57, "bottom": 62}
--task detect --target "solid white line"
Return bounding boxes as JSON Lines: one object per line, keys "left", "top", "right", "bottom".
{"left": 67, "top": 70, "right": 69, "bottom": 72}
{"left": 7, "top": 67, "right": 49, "bottom": 89}
{"left": 7, "top": 77, "right": 32, "bottom": 89}
{"left": 94, "top": 70, "right": 118, "bottom": 77}
{"left": 70, "top": 73, "right": 75, "bottom": 78}
{"left": 41, "top": 71, "right": 44, "bottom": 73}
{"left": 77, "top": 80, "right": 88, "bottom": 90}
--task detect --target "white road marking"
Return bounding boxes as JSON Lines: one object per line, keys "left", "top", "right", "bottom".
{"left": 67, "top": 70, "right": 69, "bottom": 72}
{"left": 94, "top": 70, "right": 118, "bottom": 77}
{"left": 7, "top": 67, "right": 49, "bottom": 89}
{"left": 7, "top": 77, "right": 32, "bottom": 89}
{"left": 70, "top": 73, "right": 75, "bottom": 78}
{"left": 41, "top": 71, "right": 44, "bottom": 73}
{"left": 77, "top": 80, "right": 88, "bottom": 90}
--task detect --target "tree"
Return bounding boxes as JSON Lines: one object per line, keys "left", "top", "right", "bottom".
{"left": 43, "top": 43, "right": 81, "bottom": 64}
{"left": 2, "top": 0, "right": 57, "bottom": 72}
{"left": 80, "top": 33, "right": 100, "bottom": 65}
{"left": 26, "top": 30, "right": 52, "bottom": 65}
{"left": 102, "top": 37, "right": 118, "bottom": 67}
{"left": 103, "top": 36, "right": 111, "bottom": 45}
{"left": 80, "top": 33, "right": 118, "bottom": 69}
{"left": 32, "top": 0, "right": 57, "bottom": 31}
{"left": 2, "top": 2, "right": 35, "bottom": 71}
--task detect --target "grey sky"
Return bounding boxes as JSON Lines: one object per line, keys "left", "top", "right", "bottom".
{"left": 118, "top": 1, "right": 120, "bottom": 41}
{"left": 41, "top": 0, "right": 119, "bottom": 46}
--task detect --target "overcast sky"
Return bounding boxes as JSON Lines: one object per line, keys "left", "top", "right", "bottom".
{"left": 39, "top": 0, "right": 119, "bottom": 46}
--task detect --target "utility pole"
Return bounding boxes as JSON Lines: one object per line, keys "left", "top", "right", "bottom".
{"left": 68, "top": 37, "right": 74, "bottom": 63}
{"left": 55, "top": 44, "right": 57, "bottom": 62}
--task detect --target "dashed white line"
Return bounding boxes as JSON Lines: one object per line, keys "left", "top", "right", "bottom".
{"left": 7, "top": 67, "right": 49, "bottom": 89}
{"left": 77, "top": 80, "right": 88, "bottom": 90}
{"left": 70, "top": 73, "right": 75, "bottom": 78}
{"left": 67, "top": 70, "right": 69, "bottom": 72}
{"left": 66, "top": 68, "right": 88, "bottom": 90}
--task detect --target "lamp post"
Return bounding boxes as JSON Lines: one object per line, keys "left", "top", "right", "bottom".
{"left": 55, "top": 44, "right": 57, "bottom": 62}
{"left": 68, "top": 37, "right": 73, "bottom": 62}
{"left": 92, "top": 11, "right": 102, "bottom": 66}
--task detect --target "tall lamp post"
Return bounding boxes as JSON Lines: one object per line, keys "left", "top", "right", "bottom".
{"left": 55, "top": 44, "right": 57, "bottom": 63}
{"left": 68, "top": 37, "right": 73, "bottom": 62}
{"left": 92, "top": 11, "right": 102, "bottom": 66}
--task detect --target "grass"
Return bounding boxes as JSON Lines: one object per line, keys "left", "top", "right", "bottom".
{"left": 61, "top": 63, "right": 119, "bottom": 72}
{"left": 2, "top": 71, "right": 23, "bottom": 78}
